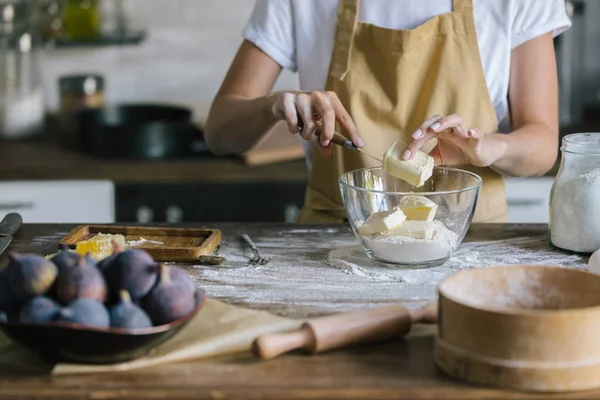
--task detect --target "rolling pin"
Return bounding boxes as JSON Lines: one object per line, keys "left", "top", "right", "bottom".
{"left": 252, "top": 302, "right": 438, "bottom": 360}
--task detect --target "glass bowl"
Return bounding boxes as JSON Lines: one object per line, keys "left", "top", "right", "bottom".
{"left": 339, "top": 166, "right": 482, "bottom": 268}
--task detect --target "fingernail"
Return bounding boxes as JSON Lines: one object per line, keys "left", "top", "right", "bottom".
{"left": 402, "top": 149, "right": 411, "bottom": 160}
{"left": 356, "top": 138, "right": 364, "bottom": 147}
{"left": 322, "top": 140, "right": 330, "bottom": 146}
{"left": 431, "top": 123, "right": 441, "bottom": 131}
{"left": 412, "top": 129, "right": 423, "bottom": 139}
{"left": 468, "top": 129, "right": 475, "bottom": 137}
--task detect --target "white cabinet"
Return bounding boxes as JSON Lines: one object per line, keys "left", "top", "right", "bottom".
{"left": 504, "top": 177, "right": 555, "bottom": 223}
{"left": 0, "top": 181, "right": 115, "bottom": 223}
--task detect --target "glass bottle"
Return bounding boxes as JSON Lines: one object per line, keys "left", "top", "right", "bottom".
{"left": 0, "top": 2, "right": 45, "bottom": 139}
{"left": 549, "top": 133, "right": 600, "bottom": 254}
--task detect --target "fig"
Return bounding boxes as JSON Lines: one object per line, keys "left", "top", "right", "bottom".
{"left": 169, "top": 267, "right": 196, "bottom": 294}
{"left": 142, "top": 264, "right": 196, "bottom": 326}
{"left": 97, "top": 241, "right": 123, "bottom": 271}
{"left": 19, "top": 296, "right": 61, "bottom": 324}
{"left": 56, "top": 298, "right": 110, "bottom": 328}
{"left": 0, "top": 269, "right": 20, "bottom": 312}
{"left": 50, "top": 245, "right": 82, "bottom": 272}
{"left": 102, "top": 249, "right": 157, "bottom": 300}
{"left": 54, "top": 253, "right": 107, "bottom": 305}
{"left": 109, "top": 290, "right": 153, "bottom": 329}
{"left": 8, "top": 253, "right": 58, "bottom": 301}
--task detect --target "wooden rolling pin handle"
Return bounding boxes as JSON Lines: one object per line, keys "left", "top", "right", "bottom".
{"left": 252, "top": 325, "right": 315, "bottom": 360}
{"left": 253, "top": 304, "right": 438, "bottom": 360}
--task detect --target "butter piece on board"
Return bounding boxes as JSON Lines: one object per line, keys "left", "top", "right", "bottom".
{"left": 383, "top": 140, "right": 434, "bottom": 187}
{"left": 384, "top": 220, "right": 435, "bottom": 240}
{"left": 357, "top": 207, "right": 407, "bottom": 236}
{"left": 399, "top": 195, "right": 438, "bottom": 221}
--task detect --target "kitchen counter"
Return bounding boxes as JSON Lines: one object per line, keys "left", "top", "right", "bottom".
{"left": 0, "top": 136, "right": 309, "bottom": 184}
{"left": 0, "top": 222, "right": 593, "bottom": 399}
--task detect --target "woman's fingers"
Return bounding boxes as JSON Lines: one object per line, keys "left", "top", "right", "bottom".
{"left": 328, "top": 92, "right": 363, "bottom": 148}
{"left": 404, "top": 115, "right": 444, "bottom": 160}
{"left": 280, "top": 93, "right": 300, "bottom": 134}
{"left": 312, "top": 92, "right": 336, "bottom": 147}
{"left": 432, "top": 114, "right": 468, "bottom": 138}
{"left": 292, "top": 94, "right": 316, "bottom": 141}
{"left": 276, "top": 90, "right": 363, "bottom": 153}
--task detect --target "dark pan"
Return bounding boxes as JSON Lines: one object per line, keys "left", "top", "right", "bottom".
{"left": 0, "top": 289, "right": 206, "bottom": 365}
{"left": 76, "top": 103, "right": 212, "bottom": 160}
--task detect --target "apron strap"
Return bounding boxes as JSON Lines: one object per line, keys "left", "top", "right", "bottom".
{"left": 452, "top": 0, "right": 473, "bottom": 11}
{"left": 329, "top": 0, "right": 360, "bottom": 80}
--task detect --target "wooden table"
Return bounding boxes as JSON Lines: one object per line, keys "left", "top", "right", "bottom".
{"left": 0, "top": 223, "right": 594, "bottom": 399}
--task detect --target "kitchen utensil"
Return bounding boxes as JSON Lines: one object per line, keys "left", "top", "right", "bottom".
{"left": 297, "top": 115, "right": 383, "bottom": 163}
{"left": 75, "top": 103, "right": 213, "bottom": 160}
{"left": 198, "top": 245, "right": 227, "bottom": 265}
{"left": 241, "top": 234, "right": 270, "bottom": 266}
{"left": 0, "top": 288, "right": 206, "bottom": 364}
{"left": 0, "top": 213, "right": 22, "bottom": 256}
{"left": 339, "top": 166, "right": 481, "bottom": 267}
{"left": 435, "top": 264, "right": 600, "bottom": 393}
{"left": 59, "top": 225, "right": 221, "bottom": 262}
{"left": 252, "top": 302, "right": 437, "bottom": 360}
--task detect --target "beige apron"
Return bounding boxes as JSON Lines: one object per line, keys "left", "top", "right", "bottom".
{"left": 297, "top": 0, "right": 508, "bottom": 224}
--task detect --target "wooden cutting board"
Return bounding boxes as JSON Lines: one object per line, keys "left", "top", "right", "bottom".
{"left": 187, "top": 100, "right": 305, "bottom": 166}
{"left": 58, "top": 225, "right": 221, "bottom": 262}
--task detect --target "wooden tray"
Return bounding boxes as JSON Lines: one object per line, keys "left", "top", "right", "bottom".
{"left": 58, "top": 225, "right": 221, "bottom": 262}
{"left": 435, "top": 265, "right": 600, "bottom": 393}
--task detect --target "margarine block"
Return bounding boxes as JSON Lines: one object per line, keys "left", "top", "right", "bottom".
{"left": 399, "top": 195, "right": 438, "bottom": 221}
{"left": 383, "top": 140, "right": 434, "bottom": 187}
{"left": 384, "top": 220, "right": 435, "bottom": 240}
{"left": 357, "top": 207, "right": 407, "bottom": 236}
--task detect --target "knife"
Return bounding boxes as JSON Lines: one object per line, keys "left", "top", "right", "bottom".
{"left": 0, "top": 213, "right": 23, "bottom": 256}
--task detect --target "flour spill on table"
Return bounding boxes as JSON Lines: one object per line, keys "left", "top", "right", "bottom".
{"left": 180, "top": 228, "right": 587, "bottom": 319}
{"left": 328, "top": 235, "right": 585, "bottom": 287}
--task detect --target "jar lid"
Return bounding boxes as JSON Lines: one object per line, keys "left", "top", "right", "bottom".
{"left": 562, "top": 133, "right": 600, "bottom": 155}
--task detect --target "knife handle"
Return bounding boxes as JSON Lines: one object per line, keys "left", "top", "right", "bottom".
{"left": 296, "top": 114, "right": 354, "bottom": 148}
{"left": 0, "top": 213, "right": 22, "bottom": 237}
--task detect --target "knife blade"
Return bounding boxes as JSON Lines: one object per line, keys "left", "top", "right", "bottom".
{"left": 0, "top": 213, "right": 23, "bottom": 256}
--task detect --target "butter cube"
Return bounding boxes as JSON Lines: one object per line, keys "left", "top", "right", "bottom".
{"left": 383, "top": 140, "right": 434, "bottom": 187}
{"left": 399, "top": 195, "right": 438, "bottom": 221}
{"left": 357, "top": 207, "right": 407, "bottom": 236}
{"left": 384, "top": 220, "right": 435, "bottom": 240}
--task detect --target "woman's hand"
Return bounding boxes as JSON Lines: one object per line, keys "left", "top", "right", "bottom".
{"left": 268, "top": 90, "right": 363, "bottom": 156}
{"left": 402, "top": 114, "right": 507, "bottom": 167}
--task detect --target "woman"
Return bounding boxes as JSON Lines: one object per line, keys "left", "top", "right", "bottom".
{"left": 205, "top": 0, "right": 571, "bottom": 223}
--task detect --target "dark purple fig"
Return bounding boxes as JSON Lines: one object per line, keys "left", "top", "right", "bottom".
{"left": 0, "top": 269, "right": 20, "bottom": 312}
{"left": 8, "top": 253, "right": 58, "bottom": 301}
{"left": 109, "top": 290, "right": 152, "bottom": 329}
{"left": 169, "top": 267, "right": 196, "bottom": 294}
{"left": 55, "top": 298, "right": 109, "bottom": 328}
{"left": 102, "top": 249, "right": 157, "bottom": 300}
{"left": 50, "top": 245, "right": 82, "bottom": 272}
{"left": 19, "top": 296, "right": 61, "bottom": 324}
{"left": 142, "top": 264, "right": 196, "bottom": 326}
{"left": 54, "top": 253, "right": 107, "bottom": 305}
{"left": 97, "top": 241, "right": 123, "bottom": 271}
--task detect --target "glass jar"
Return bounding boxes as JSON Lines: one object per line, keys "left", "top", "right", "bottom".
{"left": 549, "top": 133, "right": 600, "bottom": 254}
{"left": 62, "top": 0, "right": 101, "bottom": 40}
{"left": 0, "top": 3, "right": 45, "bottom": 140}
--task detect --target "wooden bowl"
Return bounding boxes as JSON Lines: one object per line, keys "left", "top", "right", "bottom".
{"left": 435, "top": 265, "right": 600, "bottom": 392}
{"left": 0, "top": 289, "right": 206, "bottom": 365}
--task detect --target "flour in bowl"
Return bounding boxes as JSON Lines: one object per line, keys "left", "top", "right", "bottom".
{"left": 362, "top": 220, "right": 458, "bottom": 264}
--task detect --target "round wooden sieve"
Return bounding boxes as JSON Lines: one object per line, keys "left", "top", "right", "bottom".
{"left": 435, "top": 265, "right": 600, "bottom": 393}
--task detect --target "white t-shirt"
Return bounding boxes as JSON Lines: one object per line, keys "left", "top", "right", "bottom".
{"left": 243, "top": 0, "right": 571, "bottom": 160}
